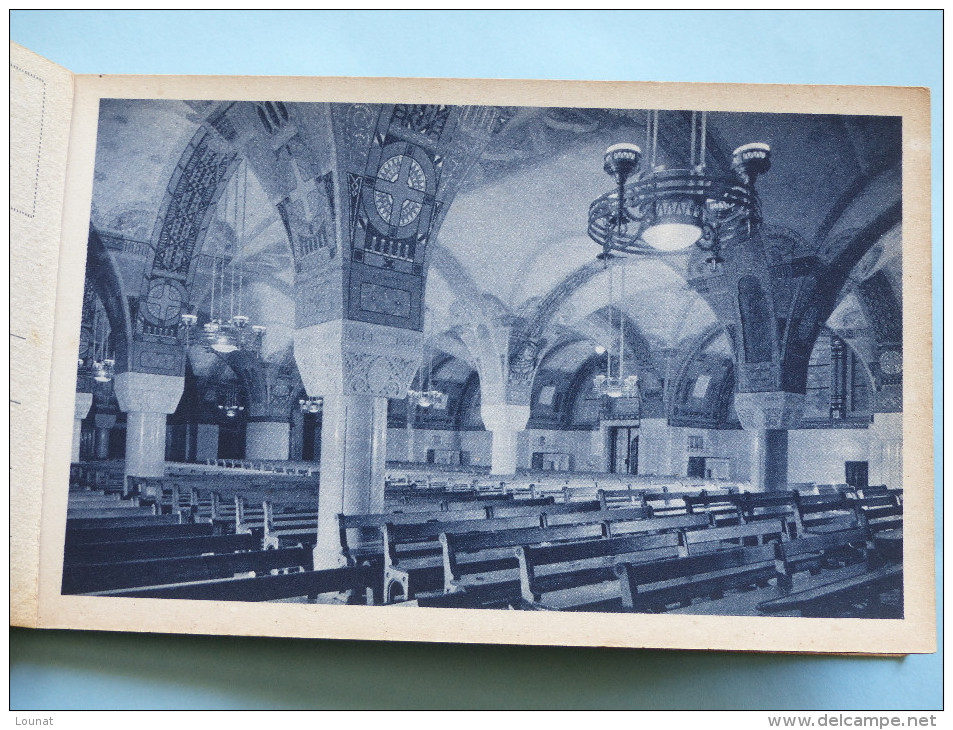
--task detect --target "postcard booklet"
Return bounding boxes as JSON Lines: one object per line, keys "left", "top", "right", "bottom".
{"left": 10, "top": 42, "right": 935, "bottom": 654}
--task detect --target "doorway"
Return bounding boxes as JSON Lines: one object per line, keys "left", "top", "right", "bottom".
{"left": 845, "top": 460, "right": 869, "bottom": 489}
{"left": 609, "top": 427, "right": 638, "bottom": 474}
{"left": 301, "top": 412, "right": 321, "bottom": 462}
{"left": 687, "top": 456, "right": 707, "bottom": 479}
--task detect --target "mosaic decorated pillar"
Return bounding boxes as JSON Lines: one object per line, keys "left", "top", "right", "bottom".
{"left": 113, "top": 372, "right": 184, "bottom": 478}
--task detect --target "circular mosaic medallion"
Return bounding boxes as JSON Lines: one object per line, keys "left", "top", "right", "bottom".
{"left": 143, "top": 277, "right": 186, "bottom": 326}
{"left": 879, "top": 350, "right": 902, "bottom": 375}
{"left": 374, "top": 154, "right": 427, "bottom": 226}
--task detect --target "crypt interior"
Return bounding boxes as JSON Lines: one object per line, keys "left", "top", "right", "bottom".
{"left": 66, "top": 100, "right": 904, "bottom": 615}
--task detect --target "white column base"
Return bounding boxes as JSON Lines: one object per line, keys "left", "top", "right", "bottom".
{"left": 196, "top": 424, "right": 220, "bottom": 462}
{"left": 481, "top": 403, "right": 530, "bottom": 476}
{"left": 869, "top": 412, "right": 903, "bottom": 488}
{"left": 245, "top": 421, "right": 291, "bottom": 461}
{"left": 489, "top": 429, "right": 520, "bottom": 475}
{"left": 71, "top": 393, "right": 93, "bottom": 464}
{"left": 313, "top": 394, "right": 388, "bottom": 569}
{"left": 125, "top": 411, "right": 168, "bottom": 478}
{"left": 71, "top": 419, "right": 83, "bottom": 463}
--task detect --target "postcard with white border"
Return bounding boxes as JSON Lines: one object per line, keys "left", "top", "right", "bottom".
{"left": 11, "top": 42, "right": 935, "bottom": 654}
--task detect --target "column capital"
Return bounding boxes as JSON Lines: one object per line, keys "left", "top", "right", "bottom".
{"left": 94, "top": 413, "right": 117, "bottom": 430}
{"left": 480, "top": 401, "right": 531, "bottom": 433}
{"left": 734, "top": 391, "right": 805, "bottom": 431}
{"left": 74, "top": 392, "right": 93, "bottom": 421}
{"left": 295, "top": 319, "right": 422, "bottom": 399}
{"left": 113, "top": 371, "right": 184, "bottom": 415}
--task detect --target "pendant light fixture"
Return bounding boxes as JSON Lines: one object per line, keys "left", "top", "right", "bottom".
{"left": 592, "top": 263, "right": 638, "bottom": 399}
{"left": 588, "top": 110, "right": 770, "bottom": 272}
{"left": 181, "top": 160, "right": 265, "bottom": 354}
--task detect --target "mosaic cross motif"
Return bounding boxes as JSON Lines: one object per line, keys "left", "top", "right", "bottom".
{"left": 373, "top": 154, "right": 427, "bottom": 228}
{"left": 144, "top": 277, "right": 184, "bottom": 325}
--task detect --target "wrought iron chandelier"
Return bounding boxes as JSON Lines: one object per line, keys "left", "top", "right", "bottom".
{"left": 299, "top": 396, "right": 324, "bottom": 414}
{"left": 407, "top": 340, "right": 444, "bottom": 409}
{"left": 593, "top": 263, "right": 638, "bottom": 399}
{"left": 181, "top": 161, "right": 265, "bottom": 354}
{"left": 588, "top": 110, "right": 770, "bottom": 271}
{"left": 218, "top": 387, "right": 245, "bottom": 419}
{"left": 83, "top": 305, "right": 115, "bottom": 383}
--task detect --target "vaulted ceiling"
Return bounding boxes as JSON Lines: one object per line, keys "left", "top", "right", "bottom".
{"left": 88, "top": 100, "right": 902, "bottom": 401}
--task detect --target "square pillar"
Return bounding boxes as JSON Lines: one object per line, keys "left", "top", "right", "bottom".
{"left": 735, "top": 391, "right": 804, "bottom": 493}
{"left": 72, "top": 392, "right": 93, "bottom": 463}
{"left": 245, "top": 421, "right": 291, "bottom": 461}
{"left": 196, "top": 423, "right": 220, "bottom": 462}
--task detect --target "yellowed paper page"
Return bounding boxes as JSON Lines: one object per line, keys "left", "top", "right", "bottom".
{"left": 21, "top": 60, "right": 933, "bottom": 653}
{"left": 10, "top": 42, "right": 75, "bottom": 628}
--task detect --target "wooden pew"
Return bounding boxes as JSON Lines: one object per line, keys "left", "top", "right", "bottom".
{"left": 439, "top": 513, "right": 712, "bottom": 608}
{"left": 850, "top": 494, "right": 903, "bottom": 534}
{"left": 757, "top": 564, "right": 902, "bottom": 618}
{"left": 597, "top": 487, "right": 646, "bottom": 510}
{"left": 733, "top": 492, "right": 799, "bottom": 529}
{"left": 87, "top": 565, "right": 380, "bottom": 603}
{"left": 791, "top": 491, "right": 858, "bottom": 533}
{"left": 615, "top": 543, "right": 779, "bottom": 613}
{"left": 64, "top": 533, "right": 258, "bottom": 565}
{"left": 771, "top": 525, "right": 873, "bottom": 589}
{"left": 64, "top": 522, "right": 210, "bottom": 546}
{"left": 262, "top": 500, "right": 320, "bottom": 549}
{"left": 380, "top": 505, "right": 656, "bottom": 603}
{"left": 62, "top": 546, "right": 313, "bottom": 594}
{"left": 514, "top": 517, "right": 789, "bottom": 612}
{"left": 681, "top": 518, "right": 793, "bottom": 555}
{"left": 65, "top": 514, "right": 183, "bottom": 530}
{"left": 336, "top": 499, "right": 605, "bottom": 567}
{"left": 683, "top": 491, "right": 743, "bottom": 526}
{"left": 514, "top": 530, "right": 694, "bottom": 612}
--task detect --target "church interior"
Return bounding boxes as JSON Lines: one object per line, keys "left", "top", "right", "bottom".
{"left": 65, "top": 99, "right": 904, "bottom": 617}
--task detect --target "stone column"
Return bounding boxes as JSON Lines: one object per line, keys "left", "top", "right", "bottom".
{"left": 734, "top": 391, "right": 804, "bottom": 492}
{"left": 113, "top": 372, "right": 184, "bottom": 478}
{"left": 295, "top": 319, "right": 420, "bottom": 569}
{"left": 869, "top": 412, "right": 903, "bottom": 489}
{"left": 94, "top": 413, "right": 116, "bottom": 460}
{"left": 636, "top": 417, "right": 672, "bottom": 477}
{"left": 72, "top": 392, "right": 93, "bottom": 463}
{"left": 314, "top": 393, "right": 389, "bottom": 567}
{"left": 196, "top": 423, "right": 220, "bottom": 462}
{"left": 481, "top": 402, "right": 531, "bottom": 476}
{"left": 245, "top": 421, "right": 291, "bottom": 461}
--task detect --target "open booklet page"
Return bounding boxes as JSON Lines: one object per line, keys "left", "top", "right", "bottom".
{"left": 14, "top": 45, "right": 935, "bottom": 653}
{"left": 11, "top": 43, "right": 75, "bottom": 628}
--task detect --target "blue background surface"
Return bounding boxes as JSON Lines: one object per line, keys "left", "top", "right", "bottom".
{"left": 9, "top": 10, "right": 943, "bottom": 710}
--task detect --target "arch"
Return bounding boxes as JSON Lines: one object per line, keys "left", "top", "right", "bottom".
{"left": 456, "top": 371, "right": 484, "bottom": 431}
{"left": 737, "top": 276, "right": 774, "bottom": 364}
{"left": 144, "top": 102, "right": 299, "bottom": 322}
{"left": 86, "top": 228, "right": 134, "bottom": 373}
{"left": 781, "top": 202, "right": 901, "bottom": 393}
{"left": 668, "top": 323, "right": 732, "bottom": 412}
{"left": 565, "top": 355, "right": 609, "bottom": 430}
